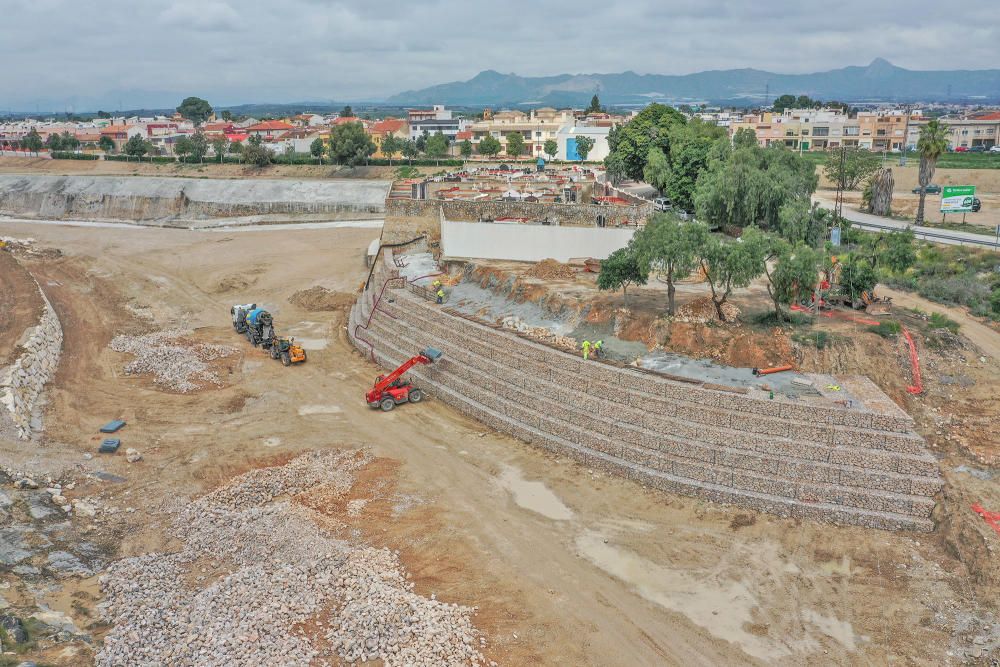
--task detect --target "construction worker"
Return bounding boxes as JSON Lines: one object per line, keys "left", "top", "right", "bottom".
{"left": 432, "top": 279, "right": 442, "bottom": 290}
{"left": 581, "top": 340, "right": 591, "bottom": 360}
{"left": 436, "top": 288, "right": 445, "bottom": 304}
{"left": 593, "top": 340, "right": 604, "bottom": 359}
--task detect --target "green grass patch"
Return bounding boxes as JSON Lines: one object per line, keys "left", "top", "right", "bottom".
{"left": 752, "top": 310, "right": 813, "bottom": 327}
{"left": 928, "top": 312, "right": 961, "bottom": 333}
{"left": 919, "top": 221, "right": 995, "bottom": 237}
{"left": 394, "top": 165, "right": 421, "bottom": 179}
{"left": 868, "top": 320, "right": 902, "bottom": 338}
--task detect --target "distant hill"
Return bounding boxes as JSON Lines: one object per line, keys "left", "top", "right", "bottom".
{"left": 387, "top": 59, "right": 1000, "bottom": 107}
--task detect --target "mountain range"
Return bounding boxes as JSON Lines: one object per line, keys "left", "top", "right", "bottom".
{"left": 387, "top": 59, "right": 1000, "bottom": 107}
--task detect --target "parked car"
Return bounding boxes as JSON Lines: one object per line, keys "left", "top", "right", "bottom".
{"left": 653, "top": 197, "right": 673, "bottom": 212}
{"left": 912, "top": 184, "right": 942, "bottom": 194}
{"left": 969, "top": 146, "right": 986, "bottom": 153}
{"left": 954, "top": 146, "right": 969, "bottom": 152}
{"left": 990, "top": 146, "right": 1000, "bottom": 153}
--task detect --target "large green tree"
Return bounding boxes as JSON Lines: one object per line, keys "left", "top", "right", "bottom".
{"left": 45, "top": 133, "right": 63, "bottom": 151}
{"left": 176, "top": 97, "right": 213, "bottom": 125}
{"left": 328, "top": 121, "right": 375, "bottom": 166}
{"left": 505, "top": 131, "right": 526, "bottom": 158}
{"left": 174, "top": 136, "right": 193, "bottom": 160}
{"left": 379, "top": 134, "right": 399, "bottom": 164}
{"left": 425, "top": 131, "right": 449, "bottom": 164}
{"left": 543, "top": 139, "right": 558, "bottom": 160}
{"left": 189, "top": 130, "right": 208, "bottom": 162}
{"left": 574, "top": 135, "right": 595, "bottom": 161}
{"left": 597, "top": 246, "right": 647, "bottom": 304}
{"left": 212, "top": 136, "right": 229, "bottom": 163}
{"left": 242, "top": 134, "right": 274, "bottom": 167}
{"left": 60, "top": 131, "right": 80, "bottom": 151}
{"left": 824, "top": 148, "right": 880, "bottom": 190}
{"left": 587, "top": 94, "right": 604, "bottom": 114}
{"left": 914, "top": 120, "right": 949, "bottom": 224}
{"left": 699, "top": 227, "right": 770, "bottom": 321}
{"left": 401, "top": 139, "right": 420, "bottom": 163}
{"left": 761, "top": 236, "right": 822, "bottom": 320}
{"left": 459, "top": 139, "right": 474, "bottom": 160}
{"left": 309, "top": 135, "right": 326, "bottom": 164}
{"left": 632, "top": 215, "right": 709, "bottom": 315}
{"left": 98, "top": 135, "right": 115, "bottom": 153}
{"left": 604, "top": 103, "right": 686, "bottom": 180}
{"left": 478, "top": 135, "right": 502, "bottom": 158}
{"left": 694, "top": 141, "right": 817, "bottom": 234}
{"left": 776, "top": 200, "right": 829, "bottom": 247}
{"left": 21, "top": 129, "right": 43, "bottom": 154}
{"left": 123, "top": 134, "right": 149, "bottom": 159}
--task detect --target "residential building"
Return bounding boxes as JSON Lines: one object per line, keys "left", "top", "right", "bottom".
{"left": 369, "top": 118, "right": 409, "bottom": 157}
{"left": 905, "top": 114, "right": 1000, "bottom": 150}
{"left": 244, "top": 120, "right": 295, "bottom": 141}
{"left": 407, "top": 105, "right": 465, "bottom": 141}
{"left": 467, "top": 108, "right": 573, "bottom": 157}
{"left": 856, "top": 109, "right": 922, "bottom": 151}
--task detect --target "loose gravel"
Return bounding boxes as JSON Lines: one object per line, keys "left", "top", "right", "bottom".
{"left": 109, "top": 329, "right": 237, "bottom": 392}
{"left": 96, "top": 450, "right": 488, "bottom": 666}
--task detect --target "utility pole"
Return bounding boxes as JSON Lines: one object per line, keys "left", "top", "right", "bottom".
{"left": 834, "top": 145, "right": 846, "bottom": 224}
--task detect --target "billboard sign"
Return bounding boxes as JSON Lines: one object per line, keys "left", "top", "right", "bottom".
{"left": 940, "top": 185, "right": 976, "bottom": 213}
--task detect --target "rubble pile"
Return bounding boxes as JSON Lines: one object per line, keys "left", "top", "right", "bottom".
{"left": 500, "top": 316, "right": 578, "bottom": 352}
{"left": 96, "top": 450, "right": 487, "bottom": 667}
{"left": 525, "top": 258, "right": 576, "bottom": 280}
{"left": 109, "top": 329, "right": 237, "bottom": 392}
{"left": 674, "top": 296, "right": 740, "bottom": 323}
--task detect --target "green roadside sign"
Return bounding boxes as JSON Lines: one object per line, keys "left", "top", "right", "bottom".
{"left": 940, "top": 185, "right": 976, "bottom": 213}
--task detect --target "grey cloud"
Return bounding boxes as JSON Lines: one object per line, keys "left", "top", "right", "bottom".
{"left": 0, "top": 0, "right": 996, "bottom": 110}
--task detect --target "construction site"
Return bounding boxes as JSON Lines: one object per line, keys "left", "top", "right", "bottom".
{"left": 1, "top": 157, "right": 999, "bottom": 666}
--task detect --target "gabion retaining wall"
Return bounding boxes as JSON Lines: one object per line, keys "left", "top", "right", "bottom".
{"left": 350, "top": 252, "right": 943, "bottom": 531}
{"left": 0, "top": 284, "right": 63, "bottom": 440}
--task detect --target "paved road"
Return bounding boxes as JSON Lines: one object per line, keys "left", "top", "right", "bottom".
{"left": 814, "top": 196, "right": 999, "bottom": 250}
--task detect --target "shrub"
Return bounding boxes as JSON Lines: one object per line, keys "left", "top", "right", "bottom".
{"left": 50, "top": 151, "right": 99, "bottom": 160}
{"left": 917, "top": 275, "right": 990, "bottom": 309}
{"left": 928, "top": 312, "right": 960, "bottom": 333}
{"left": 868, "top": 321, "right": 902, "bottom": 338}
{"left": 792, "top": 330, "right": 831, "bottom": 349}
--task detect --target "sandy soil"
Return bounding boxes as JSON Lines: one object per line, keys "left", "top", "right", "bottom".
{"left": 0, "top": 249, "right": 44, "bottom": 365}
{"left": 0, "top": 156, "right": 440, "bottom": 181}
{"left": 1, "top": 220, "right": 998, "bottom": 665}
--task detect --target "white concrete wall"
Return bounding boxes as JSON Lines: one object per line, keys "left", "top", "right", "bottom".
{"left": 441, "top": 219, "right": 635, "bottom": 262}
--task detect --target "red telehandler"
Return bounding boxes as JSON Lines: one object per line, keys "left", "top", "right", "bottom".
{"left": 366, "top": 347, "right": 442, "bottom": 412}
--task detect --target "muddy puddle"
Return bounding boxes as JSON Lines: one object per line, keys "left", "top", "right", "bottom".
{"left": 496, "top": 465, "right": 573, "bottom": 521}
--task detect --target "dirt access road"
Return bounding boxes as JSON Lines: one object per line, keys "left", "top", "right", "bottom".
{"left": 1, "top": 219, "right": 996, "bottom": 665}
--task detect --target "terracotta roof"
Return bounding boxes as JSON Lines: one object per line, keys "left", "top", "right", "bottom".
{"left": 100, "top": 125, "right": 130, "bottom": 135}
{"left": 245, "top": 120, "right": 294, "bottom": 132}
{"left": 371, "top": 119, "right": 406, "bottom": 133}
{"left": 333, "top": 116, "right": 362, "bottom": 125}
{"left": 971, "top": 112, "right": 1000, "bottom": 121}
{"left": 455, "top": 130, "right": 473, "bottom": 140}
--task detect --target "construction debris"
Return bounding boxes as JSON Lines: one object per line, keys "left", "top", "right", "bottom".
{"left": 525, "top": 258, "right": 576, "bottom": 281}
{"left": 674, "top": 296, "right": 740, "bottom": 323}
{"left": 500, "top": 316, "right": 578, "bottom": 352}
{"left": 109, "top": 329, "right": 237, "bottom": 393}
{"left": 95, "top": 450, "right": 486, "bottom": 667}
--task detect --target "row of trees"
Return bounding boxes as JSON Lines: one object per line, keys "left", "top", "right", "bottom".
{"left": 598, "top": 213, "right": 916, "bottom": 322}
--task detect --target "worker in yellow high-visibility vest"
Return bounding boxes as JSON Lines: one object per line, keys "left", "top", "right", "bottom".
{"left": 436, "top": 288, "right": 445, "bottom": 304}
{"left": 593, "top": 340, "right": 604, "bottom": 359}
{"left": 581, "top": 340, "right": 591, "bottom": 360}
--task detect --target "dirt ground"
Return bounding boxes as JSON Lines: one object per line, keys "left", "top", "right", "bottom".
{"left": 0, "top": 156, "right": 440, "bottom": 181}
{"left": 0, "top": 249, "right": 44, "bottom": 366}
{"left": 817, "top": 164, "right": 1000, "bottom": 229}
{"left": 1, "top": 221, "right": 999, "bottom": 665}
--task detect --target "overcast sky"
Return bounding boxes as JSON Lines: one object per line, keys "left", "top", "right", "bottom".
{"left": 2, "top": 0, "right": 998, "bottom": 110}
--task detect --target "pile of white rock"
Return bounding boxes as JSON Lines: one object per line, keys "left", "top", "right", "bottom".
{"left": 109, "top": 329, "right": 236, "bottom": 393}
{"left": 96, "top": 450, "right": 488, "bottom": 667}
{"left": 0, "top": 288, "right": 63, "bottom": 440}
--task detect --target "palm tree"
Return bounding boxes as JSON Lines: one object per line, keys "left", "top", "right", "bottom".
{"left": 914, "top": 119, "right": 949, "bottom": 224}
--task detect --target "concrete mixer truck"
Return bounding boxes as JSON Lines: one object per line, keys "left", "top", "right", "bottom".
{"left": 230, "top": 303, "right": 257, "bottom": 334}
{"left": 244, "top": 307, "right": 275, "bottom": 349}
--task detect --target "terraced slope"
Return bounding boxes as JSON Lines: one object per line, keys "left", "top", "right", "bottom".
{"left": 349, "top": 251, "right": 943, "bottom": 531}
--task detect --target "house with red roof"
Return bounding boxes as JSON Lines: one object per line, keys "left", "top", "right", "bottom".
{"left": 244, "top": 120, "right": 295, "bottom": 140}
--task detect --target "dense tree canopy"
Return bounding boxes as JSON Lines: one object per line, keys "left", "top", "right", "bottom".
{"left": 459, "top": 139, "right": 473, "bottom": 159}
{"left": 543, "top": 139, "right": 558, "bottom": 159}
{"left": 698, "top": 227, "right": 770, "bottom": 321}
{"left": 176, "top": 97, "right": 213, "bottom": 125}
{"left": 631, "top": 215, "right": 709, "bottom": 314}
{"left": 123, "top": 134, "right": 149, "bottom": 158}
{"left": 596, "top": 246, "right": 646, "bottom": 303}
{"left": 604, "top": 103, "right": 686, "bottom": 181}
{"left": 425, "top": 131, "right": 449, "bottom": 163}
{"left": 505, "top": 131, "right": 526, "bottom": 158}
{"left": 574, "top": 135, "right": 595, "bottom": 161}
{"left": 328, "top": 121, "right": 376, "bottom": 166}
{"left": 762, "top": 236, "right": 823, "bottom": 320}
{"left": 478, "top": 135, "right": 502, "bottom": 158}
{"left": 823, "top": 148, "right": 880, "bottom": 190}
{"left": 693, "top": 140, "right": 818, "bottom": 236}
